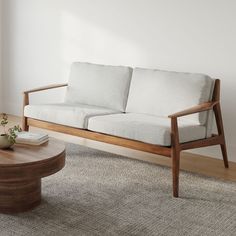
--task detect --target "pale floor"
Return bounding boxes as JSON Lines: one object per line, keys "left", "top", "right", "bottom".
{"left": 9, "top": 115, "right": 236, "bottom": 182}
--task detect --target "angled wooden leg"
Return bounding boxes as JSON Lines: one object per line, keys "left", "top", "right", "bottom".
{"left": 172, "top": 146, "right": 180, "bottom": 197}
{"left": 212, "top": 79, "right": 229, "bottom": 168}
{"left": 171, "top": 118, "right": 181, "bottom": 198}
{"left": 220, "top": 143, "right": 229, "bottom": 168}
{"left": 214, "top": 103, "right": 229, "bottom": 168}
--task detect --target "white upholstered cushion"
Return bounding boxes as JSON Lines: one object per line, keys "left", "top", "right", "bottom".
{"left": 65, "top": 62, "right": 132, "bottom": 112}
{"left": 88, "top": 113, "right": 206, "bottom": 146}
{"left": 24, "top": 103, "right": 120, "bottom": 129}
{"left": 126, "top": 68, "right": 214, "bottom": 125}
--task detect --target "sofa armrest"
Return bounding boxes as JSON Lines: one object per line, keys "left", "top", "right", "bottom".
{"left": 168, "top": 101, "right": 219, "bottom": 152}
{"left": 23, "top": 83, "right": 68, "bottom": 111}
{"left": 168, "top": 101, "right": 218, "bottom": 118}
{"left": 23, "top": 83, "right": 68, "bottom": 94}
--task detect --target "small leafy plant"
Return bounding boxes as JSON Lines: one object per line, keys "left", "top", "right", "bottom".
{"left": 0, "top": 113, "right": 22, "bottom": 145}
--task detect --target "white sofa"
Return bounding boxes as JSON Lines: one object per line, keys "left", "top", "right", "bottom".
{"left": 23, "top": 62, "right": 228, "bottom": 197}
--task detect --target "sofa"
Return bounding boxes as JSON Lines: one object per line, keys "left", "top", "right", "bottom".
{"left": 23, "top": 62, "right": 228, "bottom": 197}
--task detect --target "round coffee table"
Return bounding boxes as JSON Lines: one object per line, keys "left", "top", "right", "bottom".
{"left": 0, "top": 138, "right": 65, "bottom": 214}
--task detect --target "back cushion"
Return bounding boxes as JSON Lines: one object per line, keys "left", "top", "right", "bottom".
{"left": 126, "top": 68, "right": 214, "bottom": 124}
{"left": 65, "top": 62, "right": 133, "bottom": 111}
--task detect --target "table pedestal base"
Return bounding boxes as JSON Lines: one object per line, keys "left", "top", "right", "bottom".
{"left": 0, "top": 179, "right": 41, "bottom": 214}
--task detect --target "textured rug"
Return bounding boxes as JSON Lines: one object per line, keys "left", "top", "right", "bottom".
{"left": 0, "top": 143, "right": 236, "bottom": 236}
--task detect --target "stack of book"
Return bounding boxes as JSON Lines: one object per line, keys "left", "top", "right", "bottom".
{"left": 15, "top": 132, "right": 49, "bottom": 145}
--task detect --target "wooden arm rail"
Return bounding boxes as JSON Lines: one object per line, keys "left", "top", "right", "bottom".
{"left": 168, "top": 101, "right": 219, "bottom": 118}
{"left": 23, "top": 83, "right": 68, "bottom": 94}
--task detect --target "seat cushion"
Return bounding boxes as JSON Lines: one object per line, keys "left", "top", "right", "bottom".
{"left": 88, "top": 113, "right": 206, "bottom": 146}
{"left": 65, "top": 62, "right": 132, "bottom": 112}
{"left": 24, "top": 103, "right": 120, "bottom": 129}
{"left": 126, "top": 68, "right": 214, "bottom": 125}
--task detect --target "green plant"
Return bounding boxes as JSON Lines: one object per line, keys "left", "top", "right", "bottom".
{"left": 0, "top": 113, "right": 22, "bottom": 144}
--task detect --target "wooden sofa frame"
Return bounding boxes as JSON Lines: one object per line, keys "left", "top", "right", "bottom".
{"left": 22, "top": 79, "right": 228, "bottom": 197}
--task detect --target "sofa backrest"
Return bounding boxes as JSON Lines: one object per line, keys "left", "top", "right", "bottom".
{"left": 126, "top": 68, "right": 214, "bottom": 125}
{"left": 65, "top": 62, "right": 133, "bottom": 111}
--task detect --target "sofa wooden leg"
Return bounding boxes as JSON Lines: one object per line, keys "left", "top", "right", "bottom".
{"left": 22, "top": 92, "right": 29, "bottom": 131}
{"left": 22, "top": 117, "right": 29, "bottom": 131}
{"left": 171, "top": 117, "right": 181, "bottom": 198}
{"left": 212, "top": 79, "right": 229, "bottom": 168}
{"left": 172, "top": 148, "right": 180, "bottom": 198}
{"left": 220, "top": 142, "right": 229, "bottom": 168}
{"left": 213, "top": 102, "right": 229, "bottom": 168}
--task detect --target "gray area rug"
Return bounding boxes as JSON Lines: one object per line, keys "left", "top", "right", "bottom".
{"left": 1, "top": 143, "right": 236, "bottom": 236}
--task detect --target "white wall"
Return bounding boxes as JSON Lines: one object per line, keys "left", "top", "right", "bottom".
{"left": 2, "top": 0, "right": 236, "bottom": 161}
{"left": 0, "top": 0, "right": 2, "bottom": 112}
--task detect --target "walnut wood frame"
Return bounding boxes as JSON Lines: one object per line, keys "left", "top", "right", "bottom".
{"left": 22, "top": 79, "right": 228, "bottom": 197}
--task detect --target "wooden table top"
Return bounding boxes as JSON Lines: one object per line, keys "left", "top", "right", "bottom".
{"left": 0, "top": 138, "right": 66, "bottom": 182}
{"left": 0, "top": 138, "right": 65, "bottom": 167}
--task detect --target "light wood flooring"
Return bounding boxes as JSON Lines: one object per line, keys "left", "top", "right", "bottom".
{"left": 8, "top": 115, "right": 236, "bottom": 182}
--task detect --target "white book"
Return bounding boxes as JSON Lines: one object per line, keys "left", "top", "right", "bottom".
{"left": 16, "top": 132, "right": 49, "bottom": 143}
{"left": 16, "top": 138, "right": 49, "bottom": 146}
